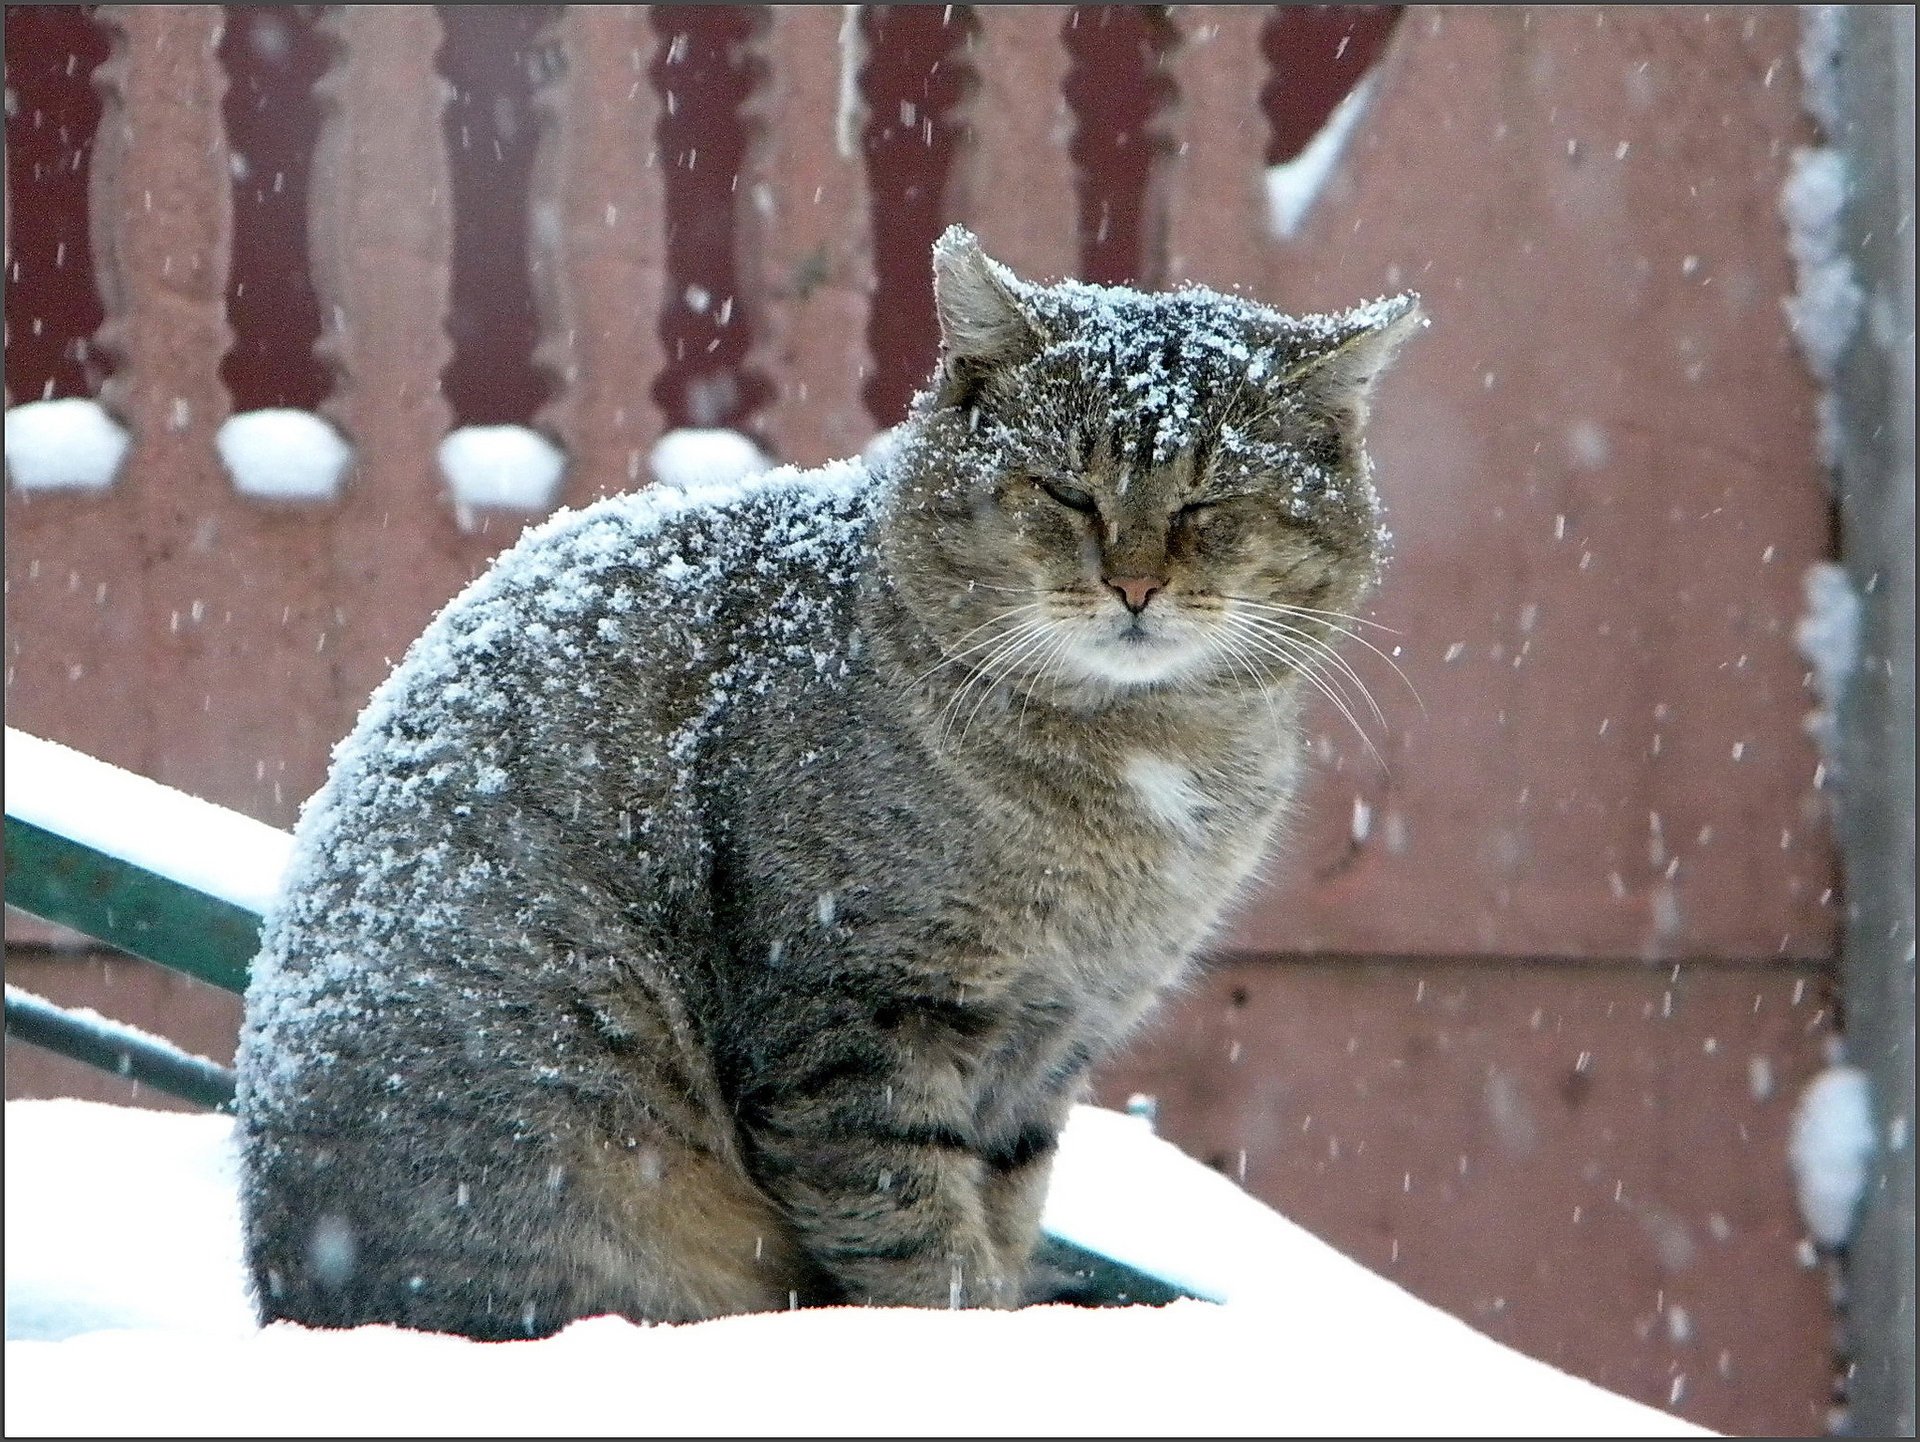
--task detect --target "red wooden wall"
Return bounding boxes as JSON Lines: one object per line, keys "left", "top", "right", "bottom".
{"left": 6, "top": 7, "right": 1842, "bottom": 1432}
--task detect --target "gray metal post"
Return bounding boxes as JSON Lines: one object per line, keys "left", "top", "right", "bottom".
{"left": 1830, "top": 7, "right": 1916, "bottom": 1436}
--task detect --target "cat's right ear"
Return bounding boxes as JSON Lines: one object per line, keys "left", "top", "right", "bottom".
{"left": 930, "top": 226, "right": 1046, "bottom": 408}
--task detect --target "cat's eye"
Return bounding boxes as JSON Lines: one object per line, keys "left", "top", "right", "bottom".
{"left": 1038, "top": 479, "right": 1098, "bottom": 514}
{"left": 1177, "top": 499, "right": 1220, "bottom": 520}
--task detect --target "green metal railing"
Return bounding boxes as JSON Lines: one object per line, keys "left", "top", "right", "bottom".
{"left": 4, "top": 815, "right": 255, "bottom": 994}
{"left": 3, "top": 731, "right": 1197, "bottom": 1307}
{"left": 3, "top": 983, "right": 236, "bottom": 1112}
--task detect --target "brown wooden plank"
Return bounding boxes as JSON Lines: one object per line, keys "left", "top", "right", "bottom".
{"left": 1162, "top": 5, "right": 1269, "bottom": 296}
{"left": 1225, "top": 5, "right": 1838, "bottom": 962}
{"left": 309, "top": 4, "right": 491, "bottom": 743}
{"left": 953, "top": 6, "right": 1077, "bottom": 284}
{"left": 530, "top": 3, "right": 667, "bottom": 509}
{"left": 68, "top": 5, "right": 340, "bottom": 827}
{"left": 741, "top": 4, "right": 876, "bottom": 467}
{"left": 1093, "top": 954, "right": 1838, "bottom": 1436}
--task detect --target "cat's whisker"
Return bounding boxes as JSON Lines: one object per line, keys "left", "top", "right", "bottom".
{"left": 934, "top": 618, "right": 1057, "bottom": 748}
{"left": 959, "top": 622, "right": 1066, "bottom": 750}
{"left": 1218, "top": 594, "right": 1401, "bottom": 634}
{"left": 961, "top": 580, "right": 1054, "bottom": 597}
{"left": 1234, "top": 629, "right": 1386, "bottom": 775}
{"left": 1225, "top": 617, "right": 1374, "bottom": 732}
{"left": 1228, "top": 610, "right": 1387, "bottom": 729}
{"left": 1218, "top": 614, "right": 1386, "bottom": 771}
{"left": 949, "top": 632, "right": 1039, "bottom": 750}
{"left": 932, "top": 619, "right": 1051, "bottom": 747}
{"left": 1202, "top": 628, "right": 1288, "bottom": 739}
{"left": 1221, "top": 596, "right": 1424, "bottom": 716}
{"left": 1018, "top": 629, "right": 1078, "bottom": 728}
{"left": 1221, "top": 612, "right": 1385, "bottom": 738}
{"left": 904, "top": 604, "right": 1046, "bottom": 690}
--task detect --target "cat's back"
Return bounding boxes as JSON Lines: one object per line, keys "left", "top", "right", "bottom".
{"left": 296, "top": 455, "right": 872, "bottom": 834}
{"left": 240, "top": 458, "right": 876, "bottom": 1100}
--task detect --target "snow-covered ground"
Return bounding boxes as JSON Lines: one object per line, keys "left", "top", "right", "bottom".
{"left": 4, "top": 1097, "right": 1707, "bottom": 1437}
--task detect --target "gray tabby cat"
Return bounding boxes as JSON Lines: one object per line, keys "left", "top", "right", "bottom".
{"left": 235, "top": 227, "right": 1419, "bottom": 1337}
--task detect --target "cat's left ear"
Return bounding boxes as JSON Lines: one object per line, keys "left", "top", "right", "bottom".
{"left": 1280, "top": 294, "right": 1424, "bottom": 432}
{"left": 930, "top": 226, "right": 1047, "bottom": 407}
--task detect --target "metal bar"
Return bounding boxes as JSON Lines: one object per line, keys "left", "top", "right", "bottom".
{"left": 2, "top": 816, "right": 256, "bottom": 994}
{"left": 1033, "top": 1233, "right": 1197, "bottom": 1307}
{"left": 1830, "top": 7, "right": 1917, "bottom": 1436}
{"left": 4, "top": 984, "right": 236, "bottom": 1112}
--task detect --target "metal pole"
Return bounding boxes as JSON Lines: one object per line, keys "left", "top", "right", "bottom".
{"left": 3, "top": 984, "right": 236, "bottom": 1112}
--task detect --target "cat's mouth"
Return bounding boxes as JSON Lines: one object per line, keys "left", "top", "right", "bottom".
{"left": 1051, "top": 602, "right": 1210, "bottom": 687}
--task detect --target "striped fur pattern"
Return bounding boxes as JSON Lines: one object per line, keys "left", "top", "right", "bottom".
{"left": 235, "top": 229, "right": 1418, "bottom": 1336}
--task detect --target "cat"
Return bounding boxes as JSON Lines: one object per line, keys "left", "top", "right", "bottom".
{"left": 234, "top": 226, "right": 1419, "bottom": 1338}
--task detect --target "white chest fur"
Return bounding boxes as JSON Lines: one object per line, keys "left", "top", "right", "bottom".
{"left": 1122, "top": 752, "right": 1210, "bottom": 838}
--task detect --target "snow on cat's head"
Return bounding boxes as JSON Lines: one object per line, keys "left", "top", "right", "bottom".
{"left": 878, "top": 226, "right": 1422, "bottom": 698}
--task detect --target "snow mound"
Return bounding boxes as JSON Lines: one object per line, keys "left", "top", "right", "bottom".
{"left": 1793, "top": 560, "right": 1861, "bottom": 760}
{"left": 217, "top": 409, "right": 354, "bottom": 501}
{"left": 1779, "top": 146, "right": 1864, "bottom": 386}
{"left": 649, "top": 427, "right": 770, "bottom": 490}
{"left": 2, "top": 1098, "right": 1706, "bottom": 1436}
{"left": 438, "top": 424, "right": 568, "bottom": 524}
{"left": 3, "top": 398, "right": 130, "bottom": 492}
{"left": 4, "top": 1099, "right": 254, "bottom": 1341}
{"left": 1789, "top": 1063, "right": 1877, "bottom": 1247}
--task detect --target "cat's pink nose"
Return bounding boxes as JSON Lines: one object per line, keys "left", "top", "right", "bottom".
{"left": 1104, "top": 575, "right": 1166, "bottom": 614}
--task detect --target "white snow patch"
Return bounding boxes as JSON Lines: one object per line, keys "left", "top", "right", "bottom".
{"left": 834, "top": 4, "right": 864, "bottom": 162}
{"left": 1264, "top": 73, "right": 1379, "bottom": 240}
{"left": 437, "top": 424, "right": 568, "bottom": 526}
{"left": 4, "top": 1099, "right": 254, "bottom": 1341}
{"left": 1779, "top": 146, "right": 1864, "bottom": 388}
{"left": 3, "top": 726, "right": 292, "bottom": 916}
{"left": 1566, "top": 419, "right": 1610, "bottom": 471}
{"left": 861, "top": 422, "right": 909, "bottom": 477}
{"left": 3, "top": 1098, "right": 1706, "bottom": 1436}
{"left": 649, "top": 427, "right": 770, "bottom": 491}
{"left": 217, "top": 408, "right": 353, "bottom": 501}
{"left": 1797, "top": 4, "right": 1845, "bottom": 138}
{"left": 1788, "top": 1063, "right": 1877, "bottom": 1247}
{"left": 3, "top": 398, "right": 130, "bottom": 492}
{"left": 1793, "top": 560, "right": 1861, "bottom": 759}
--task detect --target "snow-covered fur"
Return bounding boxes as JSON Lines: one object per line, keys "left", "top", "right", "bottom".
{"left": 235, "top": 229, "right": 1419, "bottom": 1337}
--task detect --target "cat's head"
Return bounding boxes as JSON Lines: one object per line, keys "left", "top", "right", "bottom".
{"left": 877, "top": 226, "right": 1421, "bottom": 701}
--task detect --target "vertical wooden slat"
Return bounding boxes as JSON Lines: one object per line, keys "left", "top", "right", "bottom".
{"left": 854, "top": 5, "right": 974, "bottom": 432}
{"left": 308, "top": 5, "right": 472, "bottom": 726}
{"left": 953, "top": 6, "right": 1077, "bottom": 283}
{"left": 436, "top": 4, "right": 564, "bottom": 433}
{"left": 530, "top": 4, "right": 667, "bottom": 507}
{"left": 4, "top": 9, "right": 146, "bottom": 782}
{"left": 741, "top": 4, "right": 875, "bottom": 466}
{"left": 1061, "top": 3, "right": 1178, "bottom": 287}
{"left": 86, "top": 5, "right": 335, "bottom": 823}
{"left": 1161, "top": 4, "right": 1270, "bottom": 297}
{"left": 217, "top": 6, "right": 331, "bottom": 413}
{"left": 3, "top": 4, "right": 114, "bottom": 406}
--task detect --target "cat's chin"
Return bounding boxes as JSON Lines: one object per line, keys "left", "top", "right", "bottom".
{"left": 1052, "top": 623, "right": 1214, "bottom": 690}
